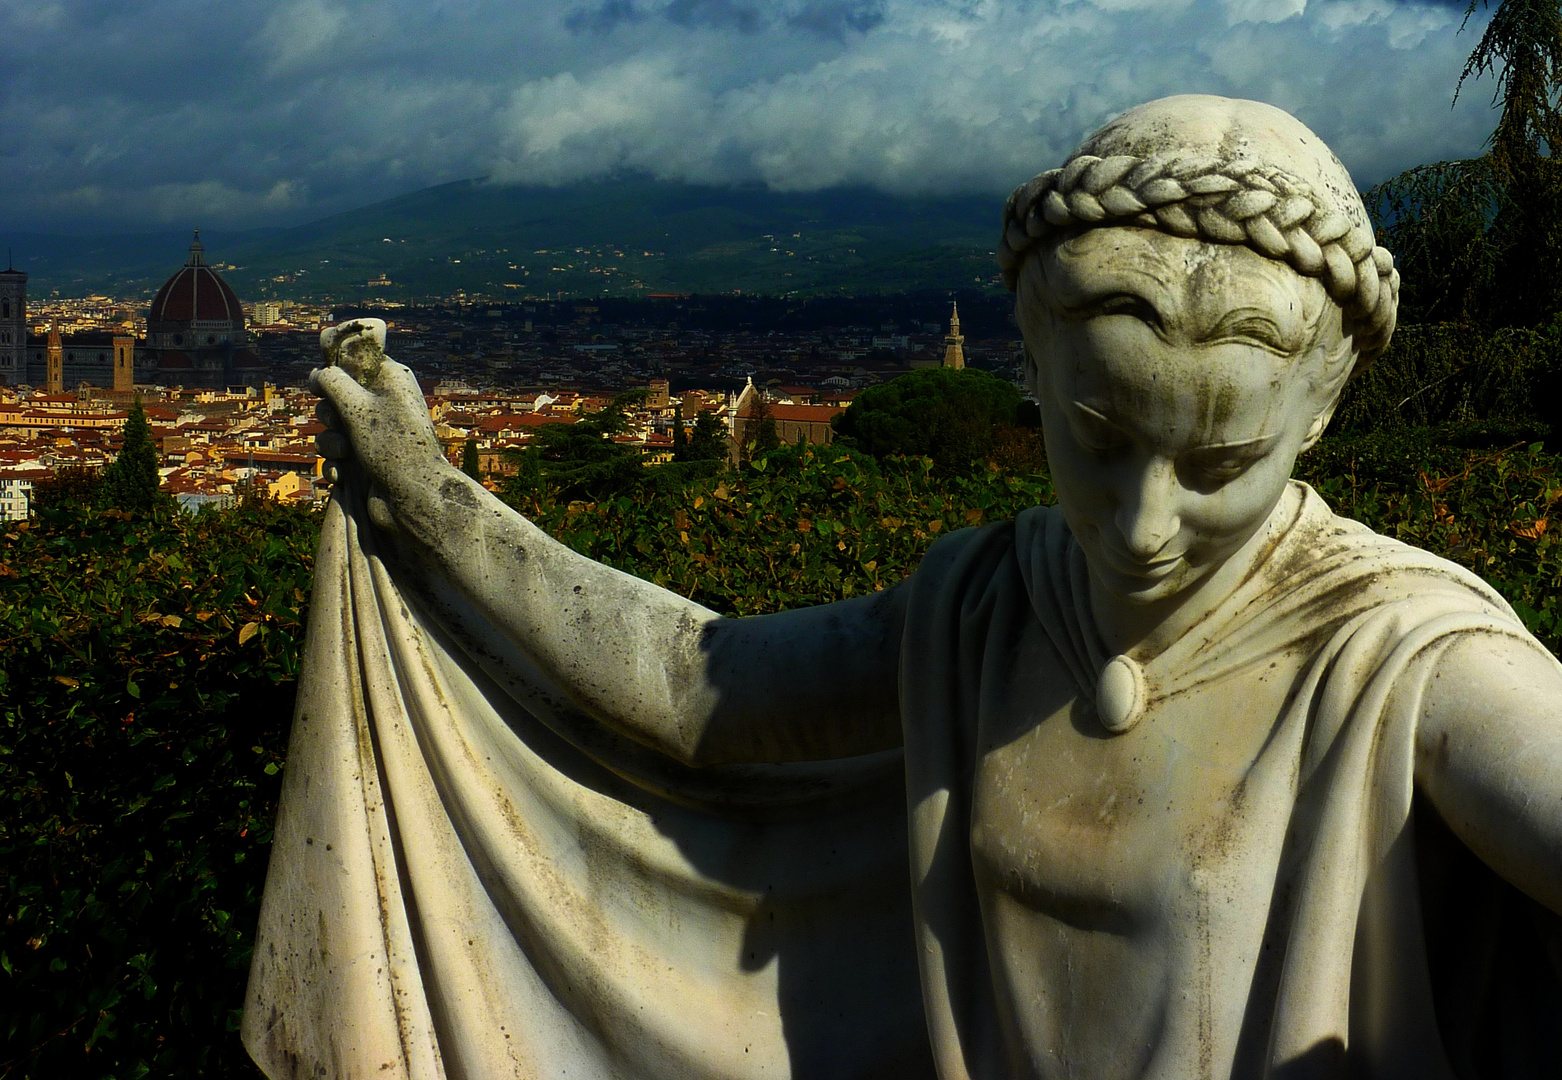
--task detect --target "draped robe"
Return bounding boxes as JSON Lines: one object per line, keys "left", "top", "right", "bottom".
{"left": 243, "top": 481, "right": 1562, "bottom": 1079}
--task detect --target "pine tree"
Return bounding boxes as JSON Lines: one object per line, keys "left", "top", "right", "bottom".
{"left": 461, "top": 439, "right": 482, "bottom": 481}
{"left": 104, "top": 398, "right": 163, "bottom": 511}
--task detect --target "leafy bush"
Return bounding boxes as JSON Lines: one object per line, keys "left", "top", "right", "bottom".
{"left": 0, "top": 495, "right": 319, "bottom": 1079}
{"left": 500, "top": 443, "right": 1055, "bottom": 615}
{"left": 1297, "top": 432, "right": 1562, "bottom": 650}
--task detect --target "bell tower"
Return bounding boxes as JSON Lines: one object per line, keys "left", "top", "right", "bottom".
{"left": 45, "top": 325, "right": 63, "bottom": 394}
{"left": 113, "top": 335, "right": 135, "bottom": 394}
{"left": 941, "top": 301, "right": 965, "bottom": 369}
{"left": 0, "top": 257, "right": 25, "bottom": 387}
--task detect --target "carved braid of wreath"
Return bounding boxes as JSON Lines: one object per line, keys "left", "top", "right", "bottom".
{"left": 998, "top": 152, "right": 1401, "bottom": 365}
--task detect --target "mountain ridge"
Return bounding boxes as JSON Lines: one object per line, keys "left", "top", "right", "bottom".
{"left": 8, "top": 176, "right": 1009, "bottom": 301}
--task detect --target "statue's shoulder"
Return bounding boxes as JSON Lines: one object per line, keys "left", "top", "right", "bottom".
{"left": 1286, "top": 481, "right": 1517, "bottom": 617}
{"left": 906, "top": 513, "right": 1025, "bottom": 600}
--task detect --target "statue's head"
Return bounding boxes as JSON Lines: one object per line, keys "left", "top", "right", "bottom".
{"left": 1001, "top": 95, "right": 1398, "bottom": 604}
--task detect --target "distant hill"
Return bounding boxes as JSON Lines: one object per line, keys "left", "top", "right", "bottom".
{"left": 7, "top": 177, "right": 1008, "bottom": 302}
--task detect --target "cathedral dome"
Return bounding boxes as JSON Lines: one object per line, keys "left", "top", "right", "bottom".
{"left": 142, "top": 231, "right": 261, "bottom": 387}
{"left": 148, "top": 231, "right": 244, "bottom": 341}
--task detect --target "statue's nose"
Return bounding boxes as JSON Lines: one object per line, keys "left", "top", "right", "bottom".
{"left": 1115, "top": 459, "right": 1180, "bottom": 560}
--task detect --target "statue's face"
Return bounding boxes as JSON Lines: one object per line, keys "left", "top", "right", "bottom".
{"left": 1019, "top": 228, "right": 1350, "bottom": 605}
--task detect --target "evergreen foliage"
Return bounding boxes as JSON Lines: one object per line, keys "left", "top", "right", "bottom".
{"left": 0, "top": 494, "right": 318, "bottom": 1079}
{"left": 461, "top": 438, "right": 482, "bottom": 481}
{"left": 745, "top": 392, "right": 782, "bottom": 456}
{"left": 1330, "top": 322, "right": 1562, "bottom": 436}
{"left": 672, "top": 402, "right": 688, "bottom": 458}
{"left": 831, "top": 367, "right": 1034, "bottom": 475}
{"left": 505, "top": 389, "right": 647, "bottom": 501}
{"left": 686, "top": 408, "right": 731, "bottom": 462}
{"left": 102, "top": 400, "right": 163, "bottom": 512}
{"left": 1368, "top": 0, "right": 1562, "bottom": 327}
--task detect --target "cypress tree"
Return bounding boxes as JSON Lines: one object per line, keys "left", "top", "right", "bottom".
{"left": 672, "top": 402, "right": 688, "bottom": 460}
{"left": 104, "top": 397, "right": 163, "bottom": 511}
{"left": 461, "top": 439, "right": 482, "bottom": 481}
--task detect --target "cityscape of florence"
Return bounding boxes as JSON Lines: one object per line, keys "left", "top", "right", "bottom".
{"left": 7, "top": 1, "right": 1562, "bottom": 1079}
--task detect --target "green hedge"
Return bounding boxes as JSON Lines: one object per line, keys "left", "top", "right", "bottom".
{"left": 0, "top": 498, "right": 318, "bottom": 1080}
{"left": 4, "top": 435, "right": 1562, "bottom": 1077}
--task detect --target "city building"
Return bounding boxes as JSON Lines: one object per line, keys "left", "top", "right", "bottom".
{"left": 141, "top": 231, "right": 263, "bottom": 387}
{"left": 0, "top": 260, "right": 25, "bottom": 385}
{"left": 0, "top": 468, "right": 47, "bottom": 521}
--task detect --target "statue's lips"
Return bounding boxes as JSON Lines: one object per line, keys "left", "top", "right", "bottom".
{"left": 1095, "top": 544, "right": 1183, "bottom": 581}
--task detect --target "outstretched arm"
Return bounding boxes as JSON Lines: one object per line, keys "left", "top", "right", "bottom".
{"left": 311, "top": 321, "right": 905, "bottom": 766}
{"left": 1415, "top": 632, "right": 1562, "bottom": 913}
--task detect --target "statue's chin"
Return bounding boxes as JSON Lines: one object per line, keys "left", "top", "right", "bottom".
{"left": 1084, "top": 551, "right": 1217, "bottom": 608}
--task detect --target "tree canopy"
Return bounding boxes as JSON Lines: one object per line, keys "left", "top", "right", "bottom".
{"left": 831, "top": 367, "right": 1032, "bottom": 475}
{"left": 1370, "top": 0, "right": 1562, "bottom": 327}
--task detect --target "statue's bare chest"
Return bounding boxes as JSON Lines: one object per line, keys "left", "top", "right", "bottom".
{"left": 969, "top": 658, "right": 1301, "bottom": 919}
{"left": 965, "top": 629, "right": 1309, "bottom": 1075}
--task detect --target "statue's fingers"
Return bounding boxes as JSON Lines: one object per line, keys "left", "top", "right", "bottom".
{"left": 315, "top": 399, "right": 341, "bottom": 430}
{"left": 366, "top": 487, "right": 398, "bottom": 534}
{"left": 316, "top": 430, "right": 352, "bottom": 460}
{"left": 310, "top": 364, "right": 371, "bottom": 416}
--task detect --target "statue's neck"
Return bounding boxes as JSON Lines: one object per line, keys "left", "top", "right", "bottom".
{"left": 1089, "top": 490, "right": 1296, "bottom": 661}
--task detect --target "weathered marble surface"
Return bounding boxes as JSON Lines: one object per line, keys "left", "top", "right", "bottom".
{"left": 245, "top": 97, "right": 1562, "bottom": 1079}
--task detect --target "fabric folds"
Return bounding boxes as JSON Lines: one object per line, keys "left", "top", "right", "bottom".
{"left": 241, "top": 487, "right": 932, "bottom": 1080}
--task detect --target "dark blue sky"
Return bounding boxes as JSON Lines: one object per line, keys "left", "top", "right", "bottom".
{"left": 0, "top": 0, "right": 1499, "bottom": 233}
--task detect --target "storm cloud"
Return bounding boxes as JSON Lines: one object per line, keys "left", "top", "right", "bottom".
{"left": 0, "top": 0, "right": 1499, "bottom": 232}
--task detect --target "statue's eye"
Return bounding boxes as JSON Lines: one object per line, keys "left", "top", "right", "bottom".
{"left": 1094, "top": 294, "right": 1160, "bottom": 327}
{"left": 1179, "top": 447, "right": 1264, "bottom": 490}
{"left": 1069, "top": 408, "right": 1126, "bottom": 454}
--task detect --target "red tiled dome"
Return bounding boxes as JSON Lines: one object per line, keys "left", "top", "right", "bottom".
{"left": 148, "top": 232, "right": 244, "bottom": 328}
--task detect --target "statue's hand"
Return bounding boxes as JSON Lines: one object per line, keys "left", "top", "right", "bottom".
{"left": 310, "top": 319, "right": 449, "bottom": 508}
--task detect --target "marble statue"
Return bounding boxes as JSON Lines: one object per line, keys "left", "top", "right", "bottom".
{"left": 242, "top": 96, "right": 1562, "bottom": 1080}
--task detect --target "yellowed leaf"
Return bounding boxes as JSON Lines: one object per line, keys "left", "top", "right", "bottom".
{"left": 54, "top": 675, "right": 79, "bottom": 689}
{"left": 161, "top": 615, "right": 184, "bottom": 628}
{"left": 238, "top": 622, "right": 261, "bottom": 645}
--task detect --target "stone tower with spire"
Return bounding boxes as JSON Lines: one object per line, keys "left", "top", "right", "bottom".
{"left": 941, "top": 301, "right": 965, "bottom": 369}
{"left": 0, "top": 255, "right": 25, "bottom": 386}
